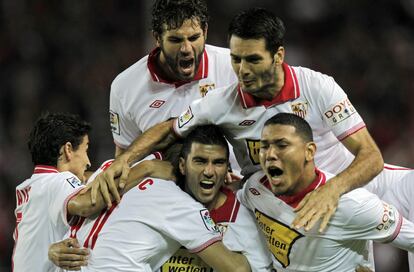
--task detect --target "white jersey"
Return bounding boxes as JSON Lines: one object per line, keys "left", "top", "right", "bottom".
{"left": 173, "top": 63, "right": 364, "bottom": 176}
{"left": 110, "top": 44, "right": 237, "bottom": 149}
{"left": 160, "top": 187, "right": 273, "bottom": 272}
{"left": 238, "top": 169, "right": 405, "bottom": 272}
{"left": 12, "top": 165, "right": 84, "bottom": 272}
{"left": 69, "top": 163, "right": 222, "bottom": 271}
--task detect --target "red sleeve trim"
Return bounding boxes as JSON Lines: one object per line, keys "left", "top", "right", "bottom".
{"left": 387, "top": 213, "right": 403, "bottom": 243}
{"left": 337, "top": 122, "right": 366, "bottom": 141}
{"left": 188, "top": 236, "right": 223, "bottom": 253}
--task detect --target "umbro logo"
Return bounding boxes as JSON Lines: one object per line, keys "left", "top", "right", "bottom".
{"left": 249, "top": 188, "right": 260, "bottom": 195}
{"left": 149, "top": 100, "right": 165, "bottom": 108}
{"left": 239, "top": 120, "right": 255, "bottom": 126}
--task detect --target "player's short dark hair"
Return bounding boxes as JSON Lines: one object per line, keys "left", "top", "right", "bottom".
{"left": 264, "top": 113, "right": 313, "bottom": 142}
{"left": 228, "top": 7, "right": 285, "bottom": 55}
{"left": 180, "top": 125, "right": 229, "bottom": 160}
{"left": 151, "top": 0, "right": 209, "bottom": 35}
{"left": 28, "top": 112, "right": 91, "bottom": 166}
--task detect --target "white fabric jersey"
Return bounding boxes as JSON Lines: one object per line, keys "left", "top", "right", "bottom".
{"left": 12, "top": 165, "right": 84, "bottom": 272}
{"left": 69, "top": 160, "right": 222, "bottom": 272}
{"left": 110, "top": 44, "right": 237, "bottom": 149}
{"left": 173, "top": 63, "right": 364, "bottom": 176}
{"left": 160, "top": 187, "right": 273, "bottom": 272}
{"left": 237, "top": 169, "right": 411, "bottom": 272}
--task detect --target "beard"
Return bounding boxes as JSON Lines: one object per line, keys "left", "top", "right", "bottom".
{"left": 160, "top": 45, "right": 204, "bottom": 81}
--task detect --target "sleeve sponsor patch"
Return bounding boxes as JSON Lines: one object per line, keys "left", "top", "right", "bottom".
{"left": 66, "top": 176, "right": 82, "bottom": 188}
{"left": 177, "top": 106, "right": 194, "bottom": 128}
{"left": 324, "top": 98, "right": 357, "bottom": 126}
{"left": 376, "top": 202, "right": 396, "bottom": 232}
{"left": 109, "top": 110, "right": 120, "bottom": 135}
{"left": 200, "top": 209, "right": 219, "bottom": 233}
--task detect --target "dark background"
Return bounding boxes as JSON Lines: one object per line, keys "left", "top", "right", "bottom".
{"left": 1, "top": 0, "right": 414, "bottom": 270}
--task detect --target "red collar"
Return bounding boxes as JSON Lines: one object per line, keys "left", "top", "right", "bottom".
{"left": 260, "top": 168, "right": 326, "bottom": 208}
{"left": 238, "top": 62, "right": 300, "bottom": 108}
{"left": 209, "top": 187, "right": 240, "bottom": 223}
{"left": 33, "top": 165, "right": 59, "bottom": 174}
{"left": 147, "top": 47, "right": 209, "bottom": 88}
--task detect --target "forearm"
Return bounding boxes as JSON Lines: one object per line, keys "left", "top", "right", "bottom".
{"left": 122, "top": 119, "right": 176, "bottom": 164}
{"left": 334, "top": 145, "right": 383, "bottom": 195}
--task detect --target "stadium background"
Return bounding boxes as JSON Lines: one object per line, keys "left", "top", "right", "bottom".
{"left": 1, "top": 0, "right": 413, "bottom": 270}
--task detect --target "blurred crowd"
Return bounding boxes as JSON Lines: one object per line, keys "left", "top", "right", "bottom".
{"left": 1, "top": 0, "right": 413, "bottom": 270}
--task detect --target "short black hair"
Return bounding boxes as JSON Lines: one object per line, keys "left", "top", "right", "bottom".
{"left": 151, "top": 0, "right": 209, "bottom": 35}
{"left": 264, "top": 113, "right": 313, "bottom": 142}
{"left": 228, "top": 7, "right": 285, "bottom": 55}
{"left": 28, "top": 112, "right": 91, "bottom": 166}
{"left": 175, "top": 125, "right": 228, "bottom": 188}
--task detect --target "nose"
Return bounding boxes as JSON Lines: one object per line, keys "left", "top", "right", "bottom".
{"left": 203, "top": 163, "right": 214, "bottom": 178}
{"left": 266, "top": 146, "right": 279, "bottom": 161}
{"left": 180, "top": 39, "right": 192, "bottom": 54}
{"left": 238, "top": 60, "right": 250, "bottom": 78}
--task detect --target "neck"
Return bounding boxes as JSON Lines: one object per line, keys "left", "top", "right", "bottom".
{"left": 291, "top": 164, "right": 317, "bottom": 195}
{"left": 207, "top": 190, "right": 227, "bottom": 211}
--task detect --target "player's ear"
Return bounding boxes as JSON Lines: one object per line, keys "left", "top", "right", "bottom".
{"left": 179, "top": 157, "right": 186, "bottom": 176}
{"left": 305, "top": 142, "right": 316, "bottom": 162}
{"left": 59, "top": 142, "right": 73, "bottom": 163}
{"left": 273, "top": 46, "right": 285, "bottom": 65}
{"left": 153, "top": 31, "right": 162, "bottom": 47}
{"left": 203, "top": 23, "right": 208, "bottom": 40}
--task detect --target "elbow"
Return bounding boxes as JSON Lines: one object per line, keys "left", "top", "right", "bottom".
{"left": 67, "top": 200, "right": 94, "bottom": 218}
{"left": 372, "top": 147, "right": 384, "bottom": 174}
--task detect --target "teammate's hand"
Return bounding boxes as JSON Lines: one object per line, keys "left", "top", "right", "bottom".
{"left": 292, "top": 181, "right": 340, "bottom": 232}
{"left": 81, "top": 156, "right": 129, "bottom": 207}
{"left": 48, "top": 238, "right": 89, "bottom": 270}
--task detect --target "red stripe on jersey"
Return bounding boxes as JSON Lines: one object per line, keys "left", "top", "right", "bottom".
{"left": 91, "top": 204, "right": 117, "bottom": 249}
{"left": 100, "top": 160, "right": 114, "bottom": 171}
{"left": 388, "top": 213, "right": 403, "bottom": 243}
{"left": 84, "top": 209, "right": 107, "bottom": 248}
{"left": 11, "top": 212, "right": 23, "bottom": 272}
{"left": 70, "top": 217, "right": 86, "bottom": 238}
{"left": 238, "top": 63, "right": 300, "bottom": 109}
{"left": 384, "top": 165, "right": 412, "bottom": 171}
{"left": 33, "top": 165, "right": 59, "bottom": 174}
{"left": 147, "top": 47, "right": 209, "bottom": 88}
{"left": 337, "top": 122, "right": 366, "bottom": 141}
{"left": 209, "top": 187, "right": 240, "bottom": 223}
{"left": 153, "top": 151, "right": 163, "bottom": 160}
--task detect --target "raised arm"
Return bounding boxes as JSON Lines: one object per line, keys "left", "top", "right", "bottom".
{"left": 197, "top": 241, "right": 251, "bottom": 272}
{"left": 68, "top": 159, "right": 175, "bottom": 217}
{"left": 293, "top": 128, "right": 383, "bottom": 232}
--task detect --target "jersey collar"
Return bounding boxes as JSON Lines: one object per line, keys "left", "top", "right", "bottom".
{"left": 33, "top": 165, "right": 59, "bottom": 174}
{"left": 147, "top": 47, "right": 209, "bottom": 88}
{"left": 238, "top": 62, "right": 300, "bottom": 109}
{"left": 209, "top": 187, "right": 240, "bottom": 223}
{"left": 260, "top": 168, "right": 326, "bottom": 208}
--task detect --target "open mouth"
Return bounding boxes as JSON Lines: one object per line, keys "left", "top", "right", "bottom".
{"left": 200, "top": 180, "right": 215, "bottom": 190}
{"left": 267, "top": 166, "right": 283, "bottom": 178}
{"left": 179, "top": 59, "right": 194, "bottom": 71}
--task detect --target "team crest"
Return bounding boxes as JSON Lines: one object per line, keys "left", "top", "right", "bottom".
{"left": 255, "top": 210, "right": 303, "bottom": 268}
{"left": 109, "top": 110, "right": 120, "bottom": 135}
{"left": 246, "top": 139, "right": 261, "bottom": 165}
{"left": 200, "top": 209, "right": 219, "bottom": 233}
{"left": 199, "top": 83, "right": 215, "bottom": 97}
{"left": 177, "top": 106, "right": 194, "bottom": 128}
{"left": 216, "top": 222, "right": 229, "bottom": 234}
{"left": 290, "top": 102, "right": 308, "bottom": 119}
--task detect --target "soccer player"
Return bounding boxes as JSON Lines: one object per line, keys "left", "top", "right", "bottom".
{"left": 238, "top": 113, "right": 414, "bottom": 271}
{"left": 161, "top": 125, "right": 272, "bottom": 271}
{"left": 12, "top": 113, "right": 173, "bottom": 271}
{"left": 106, "top": 0, "right": 240, "bottom": 195}
{"left": 60, "top": 131, "right": 255, "bottom": 271}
